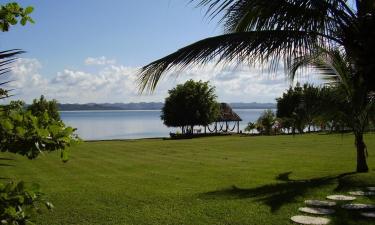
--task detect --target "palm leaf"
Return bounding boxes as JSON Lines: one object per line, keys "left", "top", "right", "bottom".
{"left": 0, "top": 49, "right": 25, "bottom": 98}
{"left": 287, "top": 47, "right": 354, "bottom": 92}
{"left": 139, "top": 30, "right": 321, "bottom": 92}
{"left": 195, "top": 0, "right": 355, "bottom": 23}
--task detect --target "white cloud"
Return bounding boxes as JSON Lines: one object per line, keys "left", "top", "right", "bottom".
{"left": 84, "top": 56, "right": 116, "bottom": 66}
{"left": 5, "top": 58, "right": 49, "bottom": 102}
{"left": 4, "top": 57, "right": 323, "bottom": 104}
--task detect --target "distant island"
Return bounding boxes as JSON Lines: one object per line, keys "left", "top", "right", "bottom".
{"left": 58, "top": 102, "right": 276, "bottom": 111}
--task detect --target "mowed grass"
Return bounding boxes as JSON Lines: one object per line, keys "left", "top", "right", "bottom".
{"left": 1, "top": 133, "right": 375, "bottom": 225}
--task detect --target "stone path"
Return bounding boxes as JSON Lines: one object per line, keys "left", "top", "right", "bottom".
{"left": 341, "top": 203, "right": 375, "bottom": 210}
{"left": 348, "top": 191, "right": 375, "bottom": 196}
{"left": 326, "top": 195, "right": 356, "bottom": 201}
{"left": 291, "top": 215, "right": 330, "bottom": 225}
{"left": 299, "top": 207, "right": 335, "bottom": 215}
{"left": 304, "top": 200, "right": 336, "bottom": 207}
{"left": 291, "top": 186, "right": 375, "bottom": 224}
{"left": 361, "top": 212, "right": 375, "bottom": 218}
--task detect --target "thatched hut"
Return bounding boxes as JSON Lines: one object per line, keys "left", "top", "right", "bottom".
{"left": 205, "top": 103, "right": 242, "bottom": 134}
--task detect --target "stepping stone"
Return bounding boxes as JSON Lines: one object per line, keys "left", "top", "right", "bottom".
{"left": 367, "top": 187, "right": 375, "bottom": 191}
{"left": 326, "top": 195, "right": 356, "bottom": 201}
{"left": 341, "top": 203, "right": 375, "bottom": 210}
{"left": 349, "top": 191, "right": 375, "bottom": 196}
{"left": 291, "top": 215, "right": 330, "bottom": 225}
{"left": 361, "top": 212, "right": 375, "bottom": 218}
{"left": 299, "top": 207, "right": 335, "bottom": 215}
{"left": 305, "top": 200, "right": 336, "bottom": 207}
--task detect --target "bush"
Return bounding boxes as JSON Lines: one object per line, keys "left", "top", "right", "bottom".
{"left": 0, "top": 181, "right": 53, "bottom": 225}
{"left": 256, "top": 109, "right": 276, "bottom": 135}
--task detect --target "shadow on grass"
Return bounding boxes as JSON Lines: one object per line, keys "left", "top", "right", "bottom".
{"left": 329, "top": 208, "right": 375, "bottom": 225}
{"left": 199, "top": 172, "right": 356, "bottom": 212}
{"left": 0, "top": 163, "right": 14, "bottom": 167}
{"left": 0, "top": 157, "right": 14, "bottom": 161}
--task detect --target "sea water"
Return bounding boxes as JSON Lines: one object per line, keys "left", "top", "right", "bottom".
{"left": 60, "top": 109, "right": 269, "bottom": 140}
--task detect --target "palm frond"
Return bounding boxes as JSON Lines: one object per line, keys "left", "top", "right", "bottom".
{"left": 139, "top": 30, "right": 321, "bottom": 92}
{"left": 0, "top": 49, "right": 25, "bottom": 60}
{"left": 0, "top": 49, "right": 25, "bottom": 98}
{"left": 195, "top": 0, "right": 356, "bottom": 22}
{"left": 229, "top": 1, "right": 352, "bottom": 35}
{"left": 194, "top": 0, "right": 355, "bottom": 47}
{"left": 287, "top": 47, "right": 355, "bottom": 96}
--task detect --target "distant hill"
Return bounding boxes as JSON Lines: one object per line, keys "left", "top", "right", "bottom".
{"left": 58, "top": 102, "right": 164, "bottom": 111}
{"left": 58, "top": 102, "right": 276, "bottom": 111}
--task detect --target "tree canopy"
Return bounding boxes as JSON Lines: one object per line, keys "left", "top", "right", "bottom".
{"left": 256, "top": 109, "right": 276, "bottom": 135}
{"left": 161, "top": 80, "right": 220, "bottom": 134}
{"left": 28, "top": 95, "right": 61, "bottom": 121}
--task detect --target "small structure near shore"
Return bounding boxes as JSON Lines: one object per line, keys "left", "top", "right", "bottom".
{"left": 205, "top": 103, "right": 242, "bottom": 134}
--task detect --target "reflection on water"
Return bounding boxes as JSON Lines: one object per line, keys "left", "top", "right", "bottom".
{"left": 60, "top": 109, "right": 269, "bottom": 140}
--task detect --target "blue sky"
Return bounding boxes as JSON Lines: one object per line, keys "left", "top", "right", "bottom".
{"left": 2, "top": 0, "right": 318, "bottom": 103}
{"left": 3, "top": 0, "right": 219, "bottom": 72}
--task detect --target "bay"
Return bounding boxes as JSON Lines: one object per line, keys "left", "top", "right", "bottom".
{"left": 60, "top": 109, "right": 269, "bottom": 140}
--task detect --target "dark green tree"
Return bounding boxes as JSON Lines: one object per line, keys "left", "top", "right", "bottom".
{"left": 162, "top": 80, "right": 220, "bottom": 134}
{"left": 138, "top": 0, "right": 375, "bottom": 172}
{"left": 276, "top": 84, "right": 304, "bottom": 134}
{"left": 256, "top": 109, "right": 276, "bottom": 135}
{"left": 28, "top": 95, "right": 61, "bottom": 121}
{"left": 277, "top": 84, "right": 323, "bottom": 134}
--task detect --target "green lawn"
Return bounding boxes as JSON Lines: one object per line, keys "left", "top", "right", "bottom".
{"left": 1, "top": 133, "right": 375, "bottom": 225}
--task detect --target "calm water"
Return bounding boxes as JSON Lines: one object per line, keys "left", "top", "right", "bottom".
{"left": 60, "top": 109, "right": 268, "bottom": 140}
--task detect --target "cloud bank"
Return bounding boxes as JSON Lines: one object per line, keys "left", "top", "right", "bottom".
{"left": 4, "top": 57, "right": 320, "bottom": 104}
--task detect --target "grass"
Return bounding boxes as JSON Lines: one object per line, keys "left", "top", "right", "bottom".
{"left": 1, "top": 133, "right": 375, "bottom": 225}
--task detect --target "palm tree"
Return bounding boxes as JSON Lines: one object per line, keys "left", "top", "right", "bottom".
{"left": 138, "top": 0, "right": 375, "bottom": 172}
{"left": 289, "top": 48, "right": 374, "bottom": 172}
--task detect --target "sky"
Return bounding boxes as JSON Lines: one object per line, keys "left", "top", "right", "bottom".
{"left": 1, "top": 0, "right": 320, "bottom": 104}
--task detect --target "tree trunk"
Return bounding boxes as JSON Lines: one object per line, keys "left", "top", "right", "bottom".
{"left": 355, "top": 132, "right": 369, "bottom": 172}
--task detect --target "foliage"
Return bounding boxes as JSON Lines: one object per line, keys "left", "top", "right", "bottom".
{"left": 0, "top": 99, "right": 79, "bottom": 224}
{"left": 0, "top": 181, "right": 53, "bottom": 225}
{"left": 161, "top": 80, "right": 220, "bottom": 133}
{"left": 276, "top": 83, "right": 374, "bottom": 134}
{"left": 256, "top": 109, "right": 276, "bottom": 135}
{"left": 28, "top": 95, "right": 61, "bottom": 121}
{"left": 276, "top": 84, "right": 303, "bottom": 134}
{"left": 0, "top": 2, "right": 34, "bottom": 32}
{"left": 276, "top": 84, "right": 324, "bottom": 134}
{"left": 244, "top": 122, "right": 255, "bottom": 133}
{"left": 0, "top": 100, "right": 79, "bottom": 160}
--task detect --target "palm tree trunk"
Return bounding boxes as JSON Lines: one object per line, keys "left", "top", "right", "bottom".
{"left": 355, "top": 132, "right": 369, "bottom": 172}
